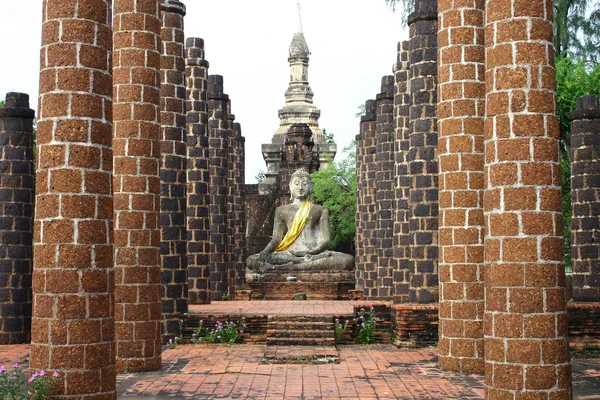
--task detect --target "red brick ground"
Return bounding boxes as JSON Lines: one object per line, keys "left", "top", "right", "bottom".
{"left": 1, "top": 343, "right": 598, "bottom": 399}
{"left": 189, "top": 300, "right": 390, "bottom": 316}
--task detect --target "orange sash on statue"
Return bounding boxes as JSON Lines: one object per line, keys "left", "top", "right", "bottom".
{"left": 274, "top": 201, "right": 312, "bottom": 252}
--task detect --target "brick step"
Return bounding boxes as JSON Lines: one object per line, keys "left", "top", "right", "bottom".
{"left": 266, "top": 329, "right": 334, "bottom": 339}
{"left": 267, "top": 337, "right": 336, "bottom": 346}
{"left": 269, "top": 322, "right": 334, "bottom": 330}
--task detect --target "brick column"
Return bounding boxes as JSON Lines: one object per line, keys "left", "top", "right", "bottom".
{"left": 569, "top": 95, "right": 600, "bottom": 302}
{"left": 0, "top": 93, "right": 34, "bottom": 345}
{"left": 185, "top": 38, "right": 210, "bottom": 304}
{"left": 113, "top": 0, "right": 162, "bottom": 373}
{"left": 376, "top": 76, "right": 395, "bottom": 300}
{"left": 484, "top": 0, "right": 572, "bottom": 396}
{"left": 226, "top": 105, "right": 236, "bottom": 298}
{"left": 437, "top": 0, "right": 485, "bottom": 373}
{"left": 207, "top": 75, "right": 229, "bottom": 301}
{"left": 408, "top": 0, "right": 439, "bottom": 303}
{"left": 32, "top": 0, "right": 115, "bottom": 396}
{"left": 355, "top": 128, "right": 365, "bottom": 291}
{"left": 358, "top": 100, "right": 378, "bottom": 298}
{"left": 393, "top": 41, "right": 411, "bottom": 304}
{"left": 232, "top": 123, "right": 246, "bottom": 290}
{"left": 159, "top": 0, "right": 187, "bottom": 342}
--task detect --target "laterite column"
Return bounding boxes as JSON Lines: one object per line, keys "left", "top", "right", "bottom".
{"left": 0, "top": 93, "right": 34, "bottom": 345}
{"left": 226, "top": 105, "right": 236, "bottom": 297}
{"left": 185, "top": 38, "right": 210, "bottom": 304}
{"left": 113, "top": 0, "right": 162, "bottom": 372}
{"left": 159, "top": 0, "right": 187, "bottom": 341}
{"left": 376, "top": 76, "right": 395, "bottom": 300}
{"left": 484, "top": 0, "right": 572, "bottom": 396}
{"left": 207, "top": 75, "right": 229, "bottom": 301}
{"left": 570, "top": 95, "right": 600, "bottom": 302}
{"left": 358, "top": 100, "right": 378, "bottom": 298}
{"left": 437, "top": 0, "right": 485, "bottom": 373}
{"left": 232, "top": 123, "right": 246, "bottom": 290}
{"left": 355, "top": 128, "right": 365, "bottom": 291}
{"left": 32, "top": 0, "right": 115, "bottom": 396}
{"left": 408, "top": 0, "right": 439, "bottom": 303}
{"left": 393, "top": 41, "right": 411, "bottom": 304}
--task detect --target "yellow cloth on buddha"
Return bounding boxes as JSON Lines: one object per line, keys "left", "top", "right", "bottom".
{"left": 274, "top": 201, "right": 313, "bottom": 252}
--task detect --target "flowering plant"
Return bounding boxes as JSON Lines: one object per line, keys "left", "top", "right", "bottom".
{"left": 0, "top": 363, "right": 60, "bottom": 400}
{"left": 334, "top": 318, "right": 350, "bottom": 343}
{"left": 354, "top": 306, "right": 376, "bottom": 345}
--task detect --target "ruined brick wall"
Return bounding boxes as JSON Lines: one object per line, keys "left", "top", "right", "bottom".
{"left": 159, "top": 0, "right": 187, "bottom": 342}
{"left": 185, "top": 38, "right": 210, "bottom": 304}
{"left": 32, "top": 0, "right": 116, "bottom": 395}
{"left": 113, "top": 0, "right": 162, "bottom": 372}
{"left": 393, "top": 42, "right": 411, "bottom": 304}
{"left": 357, "top": 100, "right": 378, "bottom": 298}
{"left": 0, "top": 93, "right": 34, "bottom": 345}
{"left": 408, "top": 0, "right": 439, "bottom": 303}
{"left": 207, "top": 75, "right": 229, "bottom": 301}
{"left": 245, "top": 184, "right": 278, "bottom": 256}
{"left": 376, "top": 76, "right": 396, "bottom": 300}
{"left": 437, "top": 0, "right": 485, "bottom": 373}
{"left": 232, "top": 123, "right": 246, "bottom": 289}
{"left": 569, "top": 95, "right": 600, "bottom": 302}
{"left": 484, "top": 0, "right": 572, "bottom": 396}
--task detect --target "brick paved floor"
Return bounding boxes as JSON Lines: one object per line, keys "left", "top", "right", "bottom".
{"left": 1, "top": 343, "right": 598, "bottom": 399}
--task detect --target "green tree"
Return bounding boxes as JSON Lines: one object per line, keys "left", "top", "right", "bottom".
{"left": 255, "top": 169, "right": 266, "bottom": 184}
{"left": 0, "top": 100, "right": 5, "bottom": 108}
{"left": 322, "top": 128, "right": 335, "bottom": 144}
{"left": 311, "top": 142, "right": 357, "bottom": 254}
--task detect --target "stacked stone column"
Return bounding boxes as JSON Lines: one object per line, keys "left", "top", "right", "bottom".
{"left": 393, "top": 42, "right": 411, "bottom": 304}
{"left": 569, "top": 95, "right": 600, "bottom": 302}
{"left": 113, "top": 0, "right": 162, "bottom": 372}
{"left": 408, "top": 0, "right": 439, "bottom": 303}
{"left": 185, "top": 38, "right": 210, "bottom": 304}
{"left": 354, "top": 126, "right": 365, "bottom": 291}
{"left": 159, "top": 0, "right": 187, "bottom": 341}
{"left": 437, "top": 0, "right": 486, "bottom": 373}
{"left": 0, "top": 93, "right": 34, "bottom": 345}
{"left": 207, "top": 75, "right": 229, "bottom": 301}
{"left": 232, "top": 123, "right": 246, "bottom": 290}
{"left": 226, "top": 105, "right": 236, "bottom": 297}
{"left": 32, "top": 0, "right": 116, "bottom": 396}
{"left": 484, "top": 0, "right": 572, "bottom": 397}
{"left": 376, "top": 76, "right": 396, "bottom": 300}
{"left": 357, "top": 100, "right": 378, "bottom": 298}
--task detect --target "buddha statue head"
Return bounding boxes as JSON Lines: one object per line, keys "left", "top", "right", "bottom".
{"left": 289, "top": 168, "right": 313, "bottom": 201}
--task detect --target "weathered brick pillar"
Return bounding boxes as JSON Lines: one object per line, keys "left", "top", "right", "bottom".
{"left": 437, "top": 0, "right": 485, "bottom": 373}
{"left": 408, "top": 0, "right": 439, "bottom": 303}
{"left": 570, "top": 95, "right": 600, "bottom": 302}
{"left": 484, "top": 0, "right": 572, "bottom": 396}
{"left": 232, "top": 123, "right": 246, "bottom": 290}
{"left": 358, "top": 100, "right": 378, "bottom": 298}
{"left": 207, "top": 75, "right": 229, "bottom": 301}
{"left": 355, "top": 130, "right": 365, "bottom": 291}
{"left": 0, "top": 93, "right": 34, "bottom": 345}
{"left": 185, "top": 37, "right": 210, "bottom": 304}
{"left": 226, "top": 105, "right": 236, "bottom": 297}
{"left": 393, "top": 41, "right": 411, "bottom": 304}
{"left": 376, "top": 76, "right": 395, "bottom": 300}
{"left": 113, "top": 0, "right": 162, "bottom": 372}
{"left": 32, "top": 0, "right": 115, "bottom": 396}
{"left": 159, "top": 0, "right": 187, "bottom": 342}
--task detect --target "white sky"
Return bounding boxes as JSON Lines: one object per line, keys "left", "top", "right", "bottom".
{"left": 0, "top": 0, "right": 408, "bottom": 182}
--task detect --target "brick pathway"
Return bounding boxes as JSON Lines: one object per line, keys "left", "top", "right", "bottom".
{"left": 1, "top": 343, "right": 599, "bottom": 399}
{"left": 189, "top": 300, "right": 390, "bottom": 316}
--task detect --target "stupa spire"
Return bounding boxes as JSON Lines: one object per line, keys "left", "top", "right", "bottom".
{"left": 297, "top": 0, "right": 304, "bottom": 33}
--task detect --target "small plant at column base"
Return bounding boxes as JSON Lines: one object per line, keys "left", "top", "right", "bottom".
{"left": 205, "top": 320, "right": 239, "bottom": 344}
{"left": 354, "top": 306, "right": 376, "bottom": 345}
{"left": 334, "top": 318, "right": 350, "bottom": 344}
{"left": 0, "top": 364, "right": 60, "bottom": 400}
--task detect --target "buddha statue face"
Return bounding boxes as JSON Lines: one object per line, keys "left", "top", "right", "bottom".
{"left": 289, "top": 169, "right": 313, "bottom": 201}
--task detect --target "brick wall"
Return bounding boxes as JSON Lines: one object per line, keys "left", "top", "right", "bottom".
{"left": 0, "top": 93, "right": 34, "bottom": 345}
{"left": 159, "top": 0, "right": 188, "bottom": 342}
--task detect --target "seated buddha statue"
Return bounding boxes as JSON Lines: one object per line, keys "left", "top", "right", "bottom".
{"left": 247, "top": 168, "right": 354, "bottom": 273}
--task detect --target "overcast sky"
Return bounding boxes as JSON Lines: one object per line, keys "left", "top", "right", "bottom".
{"left": 0, "top": 0, "right": 408, "bottom": 182}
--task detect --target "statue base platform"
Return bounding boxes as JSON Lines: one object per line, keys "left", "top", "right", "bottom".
{"left": 245, "top": 265, "right": 355, "bottom": 300}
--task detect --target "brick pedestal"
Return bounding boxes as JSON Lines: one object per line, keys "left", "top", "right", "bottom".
{"left": 569, "top": 95, "right": 600, "bottom": 302}
{"left": 185, "top": 38, "right": 210, "bottom": 304}
{"left": 484, "top": 0, "right": 572, "bottom": 396}
{"left": 0, "top": 93, "right": 34, "bottom": 345}
{"left": 159, "top": 0, "right": 187, "bottom": 342}
{"left": 32, "top": 0, "right": 116, "bottom": 396}
{"left": 113, "top": 0, "right": 162, "bottom": 373}
{"left": 408, "top": 0, "right": 439, "bottom": 303}
{"left": 376, "top": 76, "right": 395, "bottom": 300}
{"left": 437, "top": 0, "right": 485, "bottom": 373}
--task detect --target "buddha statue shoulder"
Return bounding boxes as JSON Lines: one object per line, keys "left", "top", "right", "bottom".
{"left": 247, "top": 168, "right": 354, "bottom": 272}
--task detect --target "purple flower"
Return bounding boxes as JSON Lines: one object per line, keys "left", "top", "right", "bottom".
{"left": 29, "top": 376, "right": 36, "bottom": 383}
{"left": 40, "top": 370, "right": 46, "bottom": 376}
{"left": 0, "top": 366, "right": 6, "bottom": 373}
{"left": 53, "top": 371, "right": 60, "bottom": 377}
{"left": 192, "top": 333, "right": 196, "bottom": 337}
{"left": 217, "top": 335, "right": 221, "bottom": 339}
{"left": 13, "top": 363, "right": 19, "bottom": 369}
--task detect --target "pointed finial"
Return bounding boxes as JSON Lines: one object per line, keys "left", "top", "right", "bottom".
{"left": 297, "top": 0, "right": 304, "bottom": 33}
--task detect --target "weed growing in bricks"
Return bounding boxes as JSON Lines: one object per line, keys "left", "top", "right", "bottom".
{"left": 191, "top": 315, "right": 246, "bottom": 344}
{"left": 334, "top": 318, "right": 350, "bottom": 343}
{"left": 0, "top": 364, "right": 60, "bottom": 400}
{"left": 354, "top": 307, "right": 376, "bottom": 345}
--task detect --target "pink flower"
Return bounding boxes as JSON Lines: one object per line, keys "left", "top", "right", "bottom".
{"left": 0, "top": 366, "right": 6, "bottom": 373}
{"left": 53, "top": 372, "right": 60, "bottom": 377}
{"left": 13, "top": 363, "right": 19, "bottom": 369}
{"left": 40, "top": 370, "right": 46, "bottom": 376}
